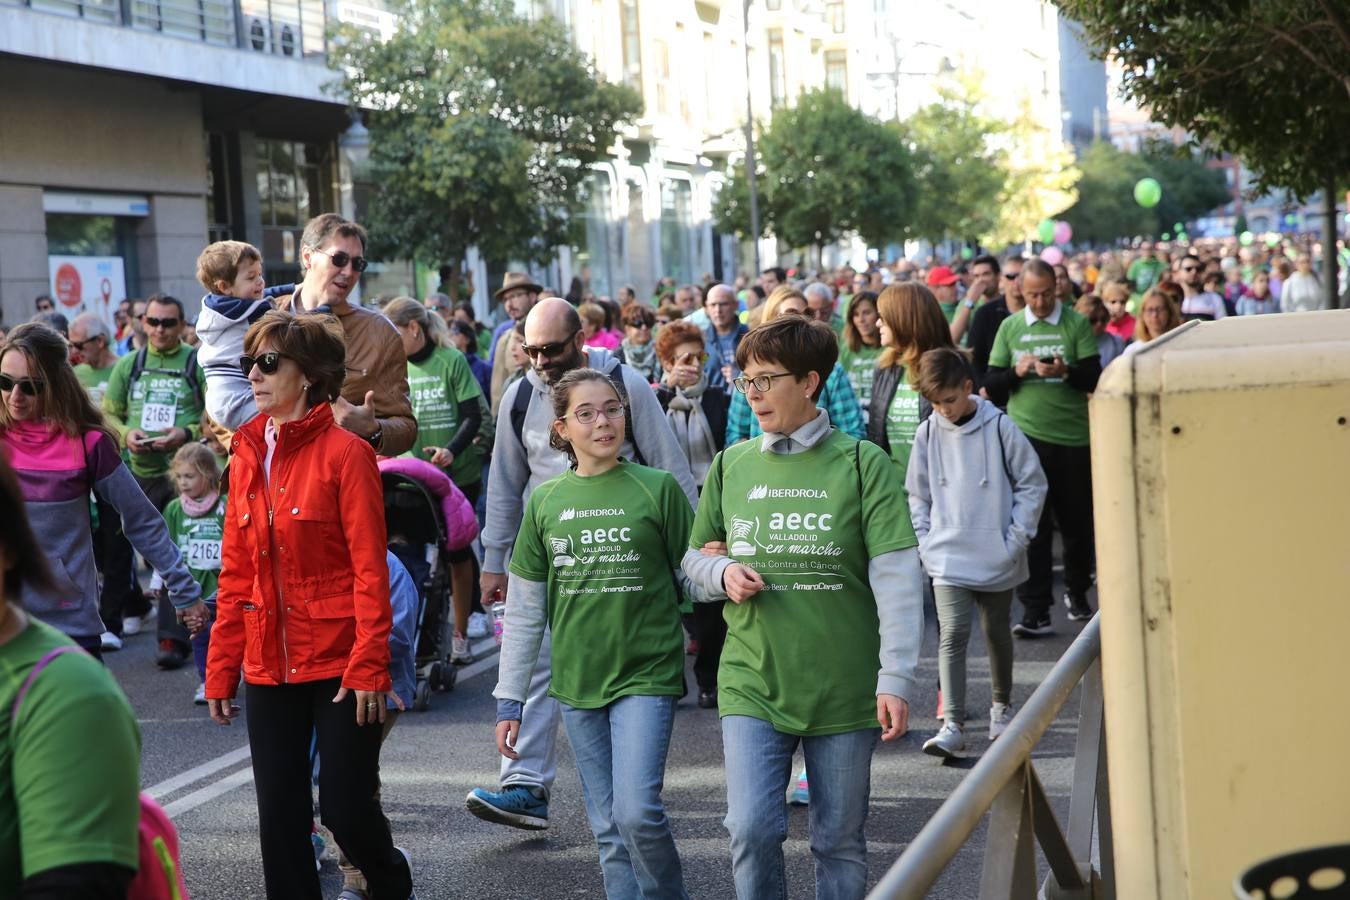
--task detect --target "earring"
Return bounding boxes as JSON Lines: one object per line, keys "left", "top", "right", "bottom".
{"left": 302, "top": 382, "right": 311, "bottom": 392}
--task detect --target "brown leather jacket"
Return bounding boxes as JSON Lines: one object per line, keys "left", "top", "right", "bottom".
{"left": 276, "top": 294, "right": 417, "bottom": 456}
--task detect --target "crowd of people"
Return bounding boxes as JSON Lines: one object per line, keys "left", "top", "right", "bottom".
{"left": 0, "top": 214, "right": 1341, "bottom": 900}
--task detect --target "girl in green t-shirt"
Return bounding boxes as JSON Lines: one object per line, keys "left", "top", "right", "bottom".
{"left": 839, "top": 290, "right": 882, "bottom": 425}
{"left": 493, "top": 368, "right": 690, "bottom": 900}
{"left": 163, "top": 442, "right": 226, "bottom": 706}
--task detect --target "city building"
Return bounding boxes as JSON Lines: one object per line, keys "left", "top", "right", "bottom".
{"left": 0, "top": 0, "right": 386, "bottom": 328}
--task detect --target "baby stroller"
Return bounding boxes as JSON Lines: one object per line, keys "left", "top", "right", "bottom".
{"left": 381, "top": 465, "right": 462, "bottom": 711}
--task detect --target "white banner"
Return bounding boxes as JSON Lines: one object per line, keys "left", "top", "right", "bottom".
{"left": 48, "top": 255, "right": 125, "bottom": 336}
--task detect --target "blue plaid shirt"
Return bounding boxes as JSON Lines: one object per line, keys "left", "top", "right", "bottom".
{"left": 724, "top": 362, "right": 865, "bottom": 445}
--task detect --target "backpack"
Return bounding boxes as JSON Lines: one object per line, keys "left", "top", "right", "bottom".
{"left": 509, "top": 365, "right": 647, "bottom": 465}
{"left": 10, "top": 645, "right": 190, "bottom": 900}
{"left": 130, "top": 347, "right": 204, "bottom": 413}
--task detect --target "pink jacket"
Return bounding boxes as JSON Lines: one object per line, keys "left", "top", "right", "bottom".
{"left": 377, "top": 457, "right": 480, "bottom": 551}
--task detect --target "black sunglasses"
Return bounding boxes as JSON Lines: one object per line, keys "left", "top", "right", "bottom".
{"left": 239, "top": 352, "right": 287, "bottom": 376}
{"left": 1003, "top": 273, "right": 1019, "bottom": 280}
{"left": 314, "top": 247, "right": 369, "bottom": 273}
{"left": 521, "top": 329, "right": 580, "bottom": 360}
{"left": 70, "top": 336, "right": 103, "bottom": 351}
{"left": 144, "top": 316, "right": 180, "bottom": 329}
{"left": 0, "top": 375, "right": 45, "bottom": 396}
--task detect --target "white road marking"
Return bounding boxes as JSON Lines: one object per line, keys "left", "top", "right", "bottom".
{"left": 146, "top": 744, "right": 252, "bottom": 801}
{"left": 164, "top": 766, "right": 257, "bottom": 819}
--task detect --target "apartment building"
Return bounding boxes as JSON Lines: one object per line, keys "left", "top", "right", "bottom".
{"left": 0, "top": 0, "right": 380, "bottom": 328}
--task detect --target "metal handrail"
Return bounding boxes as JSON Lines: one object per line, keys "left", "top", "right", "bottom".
{"left": 869, "top": 615, "right": 1106, "bottom": 899}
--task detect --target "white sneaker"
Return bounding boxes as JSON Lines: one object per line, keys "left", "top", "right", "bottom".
{"left": 100, "top": 631, "right": 124, "bottom": 652}
{"left": 922, "top": 721, "right": 966, "bottom": 759}
{"left": 990, "top": 703, "right": 1013, "bottom": 740}
{"left": 466, "top": 611, "right": 489, "bottom": 640}
{"left": 122, "top": 615, "right": 143, "bottom": 636}
{"left": 193, "top": 683, "right": 207, "bottom": 705}
{"left": 450, "top": 632, "right": 472, "bottom": 664}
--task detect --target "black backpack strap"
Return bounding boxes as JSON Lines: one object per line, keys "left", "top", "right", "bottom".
{"left": 854, "top": 439, "right": 863, "bottom": 500}
{"left": 607, "top": 365, "right": 646, "bottom": 466}
{"left": 509, "top": 379, "right": 533, "bottom": 449}
{"left": 129, "top": 347, "right": 148, "bottom": 386}
{"left": 994, "top": 412, "right": 1014, "bottom": 482}
{"left": 184, "top": 348, "right": 203, "bottom": 411}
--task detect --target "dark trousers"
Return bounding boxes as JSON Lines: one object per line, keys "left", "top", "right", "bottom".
{"left": 245, "top": 677, "right": 411, "bottom": 900}
{"left": 690, "top": 601, "right": 728, "bottom": 694}
{"left": 135, "top": 473, "right": 191, "bottom": 650}
{"left": 93, "top": 495, "right": 150, "bottom": 637}
{"left": 1019, "top": 438, "right": 1095, "bottom": 617}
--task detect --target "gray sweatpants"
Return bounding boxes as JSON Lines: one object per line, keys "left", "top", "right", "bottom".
{"left": 933, "top": 586, "right": 1014, "bottom": 726}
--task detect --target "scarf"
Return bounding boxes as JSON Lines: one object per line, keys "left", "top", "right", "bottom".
{"left": 180, "top": 490, "right": 220, "bottom": 518}
{"left": 622, "top": 339, "right": 658, "bottom": 381}
{"left": 665, "top": 375, "right": 717, "bottom": 487}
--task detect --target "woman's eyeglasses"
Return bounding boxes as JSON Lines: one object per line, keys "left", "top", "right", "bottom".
{"left": 565, "top": 402, "right": 625, "bottom": 425}
{"left": 0, "top": 375, "right": 45, "bottom": 396}
{"left": 733, "top": 372, "right": 793, "bottom": 394}
{"left": 313, "top": 247, "right": 369, "bottom": 273}
{"left": 675, "top": 351, "right": 709, "bottom": 366}
{"left": 239, "top": 352, "right": 286, "bottom": 376}
{"left": 625, "top": 320, "right": 652, "bottom": 330}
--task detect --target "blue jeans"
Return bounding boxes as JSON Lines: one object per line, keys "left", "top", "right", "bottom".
{"left": 560, "top": 695, "right": 687, "bottom": 900}
{"left": 721, "top": 715, "right": 879, "bottom": 900}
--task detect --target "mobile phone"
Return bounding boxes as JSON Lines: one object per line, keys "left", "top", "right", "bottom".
{"left": 1039, "top": 356, "right": 1056, "bottom": 364}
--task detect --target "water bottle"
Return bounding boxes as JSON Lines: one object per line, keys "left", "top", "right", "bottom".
{"left": 490, "top": 600, "right": 506, "bottom": 646}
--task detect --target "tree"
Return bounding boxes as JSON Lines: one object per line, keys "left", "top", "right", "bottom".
{"left": 714, "top": 88, "right": 917, "bottom": 255}
{"left": 1061, "top": 141, "right": 1230, "bottom": 243}
{"left": 1055, "top": 0, "right": 1350, "bottom": 305}
{"left": 985, "top": 96, "right": 1080, "bottom": 248}
{"left": 902, "top": 79, "right": 1007, "bottom": 245}
{"left": 331, "top": 0, "right": 640, "bottom": 277}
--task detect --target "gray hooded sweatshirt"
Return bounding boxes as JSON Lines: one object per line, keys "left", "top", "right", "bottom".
{"left": 904, "top": 396, "right": 1048, "bottom": 592}
{"left": 482, "top": 348, "right": 698, "bottom": 574}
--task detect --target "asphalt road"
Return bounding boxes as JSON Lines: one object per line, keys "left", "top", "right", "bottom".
{"left": 109, "top": 585, "right": 1092, "bottom": 900}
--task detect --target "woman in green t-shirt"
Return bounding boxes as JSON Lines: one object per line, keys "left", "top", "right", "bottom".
{"left": 839, "top": 290, "right": 882, "bottom": 425}
{"left": 386, "top": 297, "right": 485, "bottom": 665}
{"left": 494, "top": 368, "right": 690, "bottom": 900}
{"left": 0, "top": 454, "right": 141, "bottom": 897}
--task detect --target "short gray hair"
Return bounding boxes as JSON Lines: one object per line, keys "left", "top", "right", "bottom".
{"left": 70, "top": 312, "right": 110, "bottom": 341}
{"left": 803, "top": 282, "right": 834, "bottom": 305}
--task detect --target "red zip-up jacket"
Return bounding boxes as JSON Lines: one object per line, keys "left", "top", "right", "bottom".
{"left": 205, "top": 402, "right": 392, "bottom": 698}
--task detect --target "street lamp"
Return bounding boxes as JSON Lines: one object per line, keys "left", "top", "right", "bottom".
{"left": 339, "top": 109, "right": 370, "bottom": 173}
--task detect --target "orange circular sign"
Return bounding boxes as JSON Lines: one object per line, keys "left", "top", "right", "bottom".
{"left": 54, "top": 263, "right": 82, "bottom": 307}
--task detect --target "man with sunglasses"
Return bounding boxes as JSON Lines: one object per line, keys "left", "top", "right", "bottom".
{"left": 467, "top": 297, "right": 698, "bottom": 832}
{"left": 1177, "top": 252, "right": 1227, "bottom": 321}
{"left": 275, "top": 213, "right": 416, "bottom": 455}
{"left": 104, "top": 293, "right": 207, "bottom": 669}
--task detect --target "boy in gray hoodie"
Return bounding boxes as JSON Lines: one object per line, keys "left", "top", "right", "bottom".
{"left": 905, "top": 348, "right": 1047, "bottom": 758}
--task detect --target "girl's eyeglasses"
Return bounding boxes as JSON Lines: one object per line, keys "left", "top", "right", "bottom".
{"left": 564, "top": 402, "right": 625, "bottom": 425}
{"left": 0, "top": 375, "right": 45, "bottom": 396}
{"left": 675, "top": 351, "right": 709, "bottom": 366}
{"left": 239, "top": 352, "right": 286, "bottom": 376}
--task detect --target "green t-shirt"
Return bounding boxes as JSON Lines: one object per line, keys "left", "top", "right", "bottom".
{"left": 838, "top": 343, "right": 882, "bottom": 419}
{"left": 405, "top": 346, "right": 485, "bottom": 487}
{"left": 74, "top": 362, "right": 117, "bottom": 408}
{"left": 940, "top": 301, "right": 958, "bottom": 323}
{"left": 689, "top": 431, "right": 916, "bottom": 736}
{"left": 509, "top": 462, "right": 691, "bottom": 708}
{"left": 988, "top": 305, "right": 1098, "bottom": 447}
{"left": 0, "top": 620, "right": 141, "bottom": 890}
{"left": 103, "top": 343, "right": 205, "bottom": 478}
{"left": 1127, "top": 257, "right": 1166, "bottom": 295}
{"left": 162, "top": 494, "right": 227, "bottom": 600}
{"left": 884, "top": 368, "right": 923, "bottom": 483}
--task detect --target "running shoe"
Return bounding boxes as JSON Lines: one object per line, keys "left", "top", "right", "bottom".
{"left": 465, "top": 786, "right": 549, "bottom": 830}
{"left": 100, "top": 631, "right": 123, "bottom": 652}
{"left": 923, "top": 722, "right": 966, "bottom": 759}
{"left": 989, "top": 703, "right": 1013, "bottom": 740}
{"left": 1012, "top": 613, "right": 1054, "bottom": 638}
{"left": 466, "top": 611, "right": 489, "bottom": 639}
{"left": 451, "top": 631, "right": 473, "bottom": 665}
{"left": 156, "top": 639, "right": 188, "bottom": 670}
{"left": 1063, "top": 592, "right": 1094, "bottom": 622}
{"left": 122, "top": 614, "right": 143, "bottom": 636}
{"left": 193, "top": 683, "right": 207, "bottom": 706}
{"left": 787, "top": 769, "right": 809, "bottom": 806}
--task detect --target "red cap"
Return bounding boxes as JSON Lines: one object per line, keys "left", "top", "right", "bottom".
{"left": 926, "top": 265, "right": 959, "bottom": 286}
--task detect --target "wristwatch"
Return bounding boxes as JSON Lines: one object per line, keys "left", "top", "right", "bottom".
{"left": 365, "top": 426, "right": 383, "bottom": 451}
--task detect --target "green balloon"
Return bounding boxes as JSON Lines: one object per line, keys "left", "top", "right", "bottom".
{"left": 1161, "top": 231, "right": 1171, "bottom": 241}
{"left": 960, "top": 247, "right": 974, "bottom": 260}
{"left": 1134, "top": 177, "right": 1162, "bottom": 208}
{"left": 1037, "top": 219, "right": 1056, "bottom": 244}
{"left": 1240, "top": 231, "right": 1255, "bottom": 246}
{"left": 1174, "top": 222, "right": 1185, "bottom": 233}
{"left": 1176, "top": 231, "right": 1189, "bottom": 243}
{"left": 1265, "top": 233, "right": 1281, "bottom": 247}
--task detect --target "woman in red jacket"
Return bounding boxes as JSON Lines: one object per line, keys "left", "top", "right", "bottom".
{"left": 204, "top": 310, "right": 413, "bottom": 900}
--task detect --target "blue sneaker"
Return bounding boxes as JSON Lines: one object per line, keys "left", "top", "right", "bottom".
{"left": 788, "top": 768, "right": 810, "bottom": 806}
{"left": 464, "top": 786, "right": 549, "bottom": 830}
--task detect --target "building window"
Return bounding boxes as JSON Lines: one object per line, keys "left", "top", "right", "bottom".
{"left": 28, "top": 0, "right": 118, "bottom": 24}
{"left": 654, "top": 39, "right": 670, "bottom": 115}
{"left": 828, "top": 1, "right": 845, "bottom": 33}
{"left": 768, "top": 29, "right": 786, "bottom": 108}
{"left": 620, "top": 0, "right": 642, "bottom": 94}
{"left": 256, "top": 139, "right": 333, "bottom": 228}
{"left": 825, "top": 49, "right": 847, "bottom": 93}
{"left": 206, "top": 132, "right": 233, "bottom": 242}
{"left": 578, "top": 172, "right": 615, "bottom": 301}
{"left": 660, "top": 179, "right": 695, "bottom": 287}
{"left": 129, "top": 0, "right": 234, "bottom": 45}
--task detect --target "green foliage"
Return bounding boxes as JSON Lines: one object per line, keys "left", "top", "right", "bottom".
{"left": 330, "top": 0, "right": 641, "bottom": 268}
{"left": 901, "top": 84, "right": 1006, "bottom": 244}
{"left": 1061, "top": 141, "right": 1230, "bottom": 243}
{"left": 1055, "top": 0, "right": 1350, "bottom": 200}
{"left": 714, "top": 89, "right": 917, "bottom": 250}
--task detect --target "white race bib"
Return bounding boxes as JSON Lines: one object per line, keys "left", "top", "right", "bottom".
{"left": 187, "top": 538, "right": 222, "bottom": 571}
